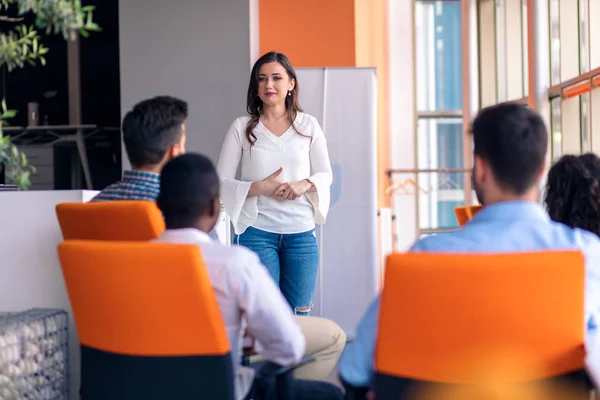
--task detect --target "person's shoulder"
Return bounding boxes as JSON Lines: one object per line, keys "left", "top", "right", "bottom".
{"left": 533, "top": 221, "right": 600, "bottom": 261}
{"left": 409, "top": 230, "right": 466, "bottom": 252}
{"left": 234, "top": 115, "right": 252, "bottom": 125}
{"left": 410, "top": 234, "right": 439, "bottom": 252}
{"left": 295, "top": 112, "right": 321, "bottom": 135}
{"left": 570, "top": 226, "right": 600, "bottom": 250}
{"left": 205, "top": 243, "right": 263, "bottom": 270}
{"left": 541, "top": 218, "right": 598, "bottom": 246}
{"left": 296, "top": 112, "right": 318, "bottom": 126}
{"left": 91, "top": 181, "right": 125, "bottom": 201}
{"left": 227, "top": 116, "right": 251, "bottom": 133}
{"left": 226, "top": 243, "right": 259, "bottom": 259}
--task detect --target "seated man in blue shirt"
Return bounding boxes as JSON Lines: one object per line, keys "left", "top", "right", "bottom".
{"left": 338, "top": 102, "right": 600, "bottom": 396}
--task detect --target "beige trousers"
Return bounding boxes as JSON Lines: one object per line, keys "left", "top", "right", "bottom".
{"left": 251, "top": 315, "right": 346, "bottom": 381}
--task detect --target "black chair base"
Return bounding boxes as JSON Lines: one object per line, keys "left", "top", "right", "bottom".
{"left": 372, "top": 370, "right": 592, "bottom": 400}
{"left": 80, "top": 345, "right": 235, "bottom": 400}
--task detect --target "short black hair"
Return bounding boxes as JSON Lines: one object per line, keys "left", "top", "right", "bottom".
{"left": 122, "top": 96, "right": 188, "bottom": 168}
{"left": 157, "top": 153, "right": 220, "bottom": 229}
{"left": 472, "top": 103, "right": 547, "bottom": 194}
{"left": 545, "top": 153, "right": 600, "bottom": 236}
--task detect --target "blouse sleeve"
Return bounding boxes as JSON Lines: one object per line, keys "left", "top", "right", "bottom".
{"left": 305, "top": 118, "right": 333, "bottom": 224}
{"left": 216, "top": 119, "right": 259, "bottom": 231}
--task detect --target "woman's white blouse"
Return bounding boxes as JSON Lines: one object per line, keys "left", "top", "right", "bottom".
{"left": 217, "top": 112, "right": 333, "bottom": 235}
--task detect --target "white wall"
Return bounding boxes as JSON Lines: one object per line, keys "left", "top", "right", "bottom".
{"left": 119, "top": 0, "right": 253, "bottom": 168}
{"left": 297, "top": 68, "right": 379, "bottom": 335}
{"left": 0, "top": 190, "right": 98, "bottom": 400}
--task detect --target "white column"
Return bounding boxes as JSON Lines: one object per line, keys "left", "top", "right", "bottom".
{"left": 388, "top": 0, "right": 417, "bottom": 251}
{"left": 527, "top": 0, "right": 550, "bottom": 175}
{"left": 249, "top": 0, "right": 260, "bottom": 67}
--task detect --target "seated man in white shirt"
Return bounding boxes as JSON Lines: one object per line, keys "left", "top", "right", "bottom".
{"left": 154, "top": 152, "right": 343, "bottom": 400}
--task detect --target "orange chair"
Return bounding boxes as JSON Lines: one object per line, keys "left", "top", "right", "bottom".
{"left": 374, "top": 252, "right": 590, "bottom": 399}
{"left": 454, "top": 205, "right": 483, "bottom": 227}
{"left": 58, "top": 240, "right": 234, "bottom": 399}
{"left": 55, "top": 201, "right": 165, "bottom": 241}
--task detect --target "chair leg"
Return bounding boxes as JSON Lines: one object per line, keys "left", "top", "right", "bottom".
{"left": 276, "top": 370, "right": 293, "bottom": 400}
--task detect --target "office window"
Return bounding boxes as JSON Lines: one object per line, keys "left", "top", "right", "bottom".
{"left": 592, "top": 86, "right": 600, "bottom": 153}
{"left": 478, "top": 0, "right": 528, "bottom": 105}
{"left": 559, "top": 0, "right": 580, "bottom": 81}
{"left": 495, "top": 0, "right": 507, "bottom": 102}
{"left": 417, "top": 118, "right": 464, "bottom": 230}
{"left": 521, "top": 0, "right": 528, "bottom": 96}
{"left": 415, "top": 0, "right": 462, "bottom": 112}
{"left": 547, "top": 0, "right": 599, "bottom": 159}
{"left": 579, "top": 0, "right": 589, "bottom": 74}
{"left": 479, "top": 0, "right": 497, "bottom": 106}
{"left": 561, "top": 96, "right": 583, "bottom": 155}
{"left": 550, "top": 97, "right": 562, "bottom": 161}
{"left": 581, "top": 92, "right": 591, "bottom": 152}
{"left": 549, "top": 0, "right": 561, "bottom": 85}
{"left": 414, "top": 0, "right": 464, "bottom": 233}
{"left": 591, "top": 0, "right": 600, "bottom": 69}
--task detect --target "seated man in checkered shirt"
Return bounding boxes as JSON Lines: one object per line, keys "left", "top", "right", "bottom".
{"left": 93, "top": 95, "right": 219, "bottom": 240}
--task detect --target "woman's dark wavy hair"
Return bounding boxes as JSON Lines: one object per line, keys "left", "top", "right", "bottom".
{"left": 245, "top": 51, "right": 306, "bottom": 147}
{"left": 544, "top": 153, "right": 600, "bottom": 236}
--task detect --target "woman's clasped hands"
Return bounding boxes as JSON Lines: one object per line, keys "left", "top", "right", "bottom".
{"left": 259, "top": 167, "right": 312, "bottom": 201}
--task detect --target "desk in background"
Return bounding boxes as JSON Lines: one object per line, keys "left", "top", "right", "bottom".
{"left": 3, "top": 125, "right": 120, "bottom": 191}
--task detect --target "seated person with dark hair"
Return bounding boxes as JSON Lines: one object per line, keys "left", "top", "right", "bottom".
{"left": 545, "top": 153, "right": 600, "bottom": 237}
{"left": 94, "top": 95, "right": 187, "bottom": 202}
{"left": 338, "top": 103, "right": 600, "bottom": 398}
{"left": 93, "top": 95, "right": 218, "bottom": 240}
{"left": 154, "top": 153, "right": 343, "bottom": 400}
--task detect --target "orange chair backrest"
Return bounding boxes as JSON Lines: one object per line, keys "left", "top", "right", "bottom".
{"left": 454, "top": 205, "right": 483, "bottom": 227}
{"left": 376, "top": 251, "right": 585, "bottom": 383}
{"left": 57, "top": 240, "right": 230, "bottom": 356}
{"left": 56, "top": 201, "right": 165, "bottom": 241}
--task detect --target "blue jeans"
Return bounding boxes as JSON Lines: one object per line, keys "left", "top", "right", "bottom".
{"left": 235, "top": 227, "right": 319, "bottom": 315}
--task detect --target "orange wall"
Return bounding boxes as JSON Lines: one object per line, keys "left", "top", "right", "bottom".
{"left": 259, "top": 0, "right": 390, "bottom": 208}
{"left": 259, "top": 0, "right": 356, "bottom": 67}
{"left": 354, "top": 0, "right": 390, "bottom": 208}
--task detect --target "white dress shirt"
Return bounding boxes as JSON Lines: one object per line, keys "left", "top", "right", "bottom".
{"left": 153, "top": 228, "right": 305, "bottom": 399}
{"left": 217, "top": 112, "right": 333, "bottom": 235}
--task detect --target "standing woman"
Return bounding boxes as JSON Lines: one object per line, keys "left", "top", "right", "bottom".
{"left": 217, "top": 51, "right": 332, "bottom": 315}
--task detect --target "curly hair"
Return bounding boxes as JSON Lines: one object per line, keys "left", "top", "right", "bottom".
{"left": 544, "top": 153, "right": 600, "bottom": 236}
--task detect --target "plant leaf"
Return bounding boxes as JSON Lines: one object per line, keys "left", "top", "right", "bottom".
{"left": 1, "top": 110, "right": 16, "bottom": 118}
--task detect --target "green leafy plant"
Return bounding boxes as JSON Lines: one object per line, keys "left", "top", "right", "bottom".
{"left": 0, "top": 99, "right": 34, "bottom": 188}
{"left": 0, "top": 0, "right": 100, "bottom": 189}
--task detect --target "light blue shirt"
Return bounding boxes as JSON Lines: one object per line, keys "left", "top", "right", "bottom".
{"left": 338, "top": 201, "right": 600, "bottom": 388}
